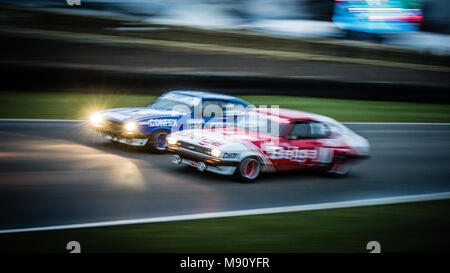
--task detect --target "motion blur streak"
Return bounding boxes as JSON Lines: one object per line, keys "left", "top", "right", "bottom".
{"left": 0, "top": 132, "right": 146, "bottom": 190}
{"left": 0, "top": 121, "right": 449, "bottom": 230}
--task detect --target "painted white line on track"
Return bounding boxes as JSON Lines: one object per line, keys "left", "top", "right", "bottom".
{"left": 1, "top": 191, "right": 449, "bottom": 234}
{"left": 0, "top": 119, "right": 449, "bottom": 125}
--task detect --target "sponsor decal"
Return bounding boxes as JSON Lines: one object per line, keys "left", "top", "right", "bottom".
{"left": 176, "top": 131, "right": 225, "bottom": 147}
{"left": 223, "top": 153, "right": 239, "bottom": 159}
{"left": 198, "top": 138, "right": 223, "bottom": 147}
{"left": 263, "top": 146, "right": 319, "bottom": 163}
{"left": 147, "top": 119, "right": 178, "bottom": 127}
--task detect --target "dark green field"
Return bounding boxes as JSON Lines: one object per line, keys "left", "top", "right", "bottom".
{"left": 1, "top": 200, "right": 449, "bottom": 253}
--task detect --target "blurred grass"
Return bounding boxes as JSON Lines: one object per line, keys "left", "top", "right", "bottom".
{"left": 1, "top": 199, "right": 449, "bottom": 253}
{"left": 0, "top": 92, "right": 448, "bottom": 122}
{"left": 0, "top": 92, "right": 157, "bottom": 120}
{"left": 240, "top": 95, "right": 450, "bottom": 122}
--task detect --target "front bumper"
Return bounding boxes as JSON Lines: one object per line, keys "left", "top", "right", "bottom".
{"left": 167, "top": 144, "right": 239, "bottom": 175}
{"left": 90, "top": 124, "right": 149, "bottom": 146}
{"left": 103, "top": 134, "right": 149, "bottom": 146}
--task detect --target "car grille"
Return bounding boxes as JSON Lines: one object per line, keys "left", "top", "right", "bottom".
{"left": 178, "top": 141, "right": 212, "bottom": 155}
{"left": 104, "top": 119, "right": 124, "bottom": 133}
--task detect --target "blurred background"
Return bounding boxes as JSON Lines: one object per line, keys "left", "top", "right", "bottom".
{"left": 1, "top": 0, "right": 449, "bottom": 51}
{"left": 0, "top": 0, "right": 449, "bottom": 101}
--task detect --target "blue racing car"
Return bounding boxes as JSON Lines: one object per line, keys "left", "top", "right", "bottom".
{"left": 89, "top": 90, "right": 251, "bottom": 152}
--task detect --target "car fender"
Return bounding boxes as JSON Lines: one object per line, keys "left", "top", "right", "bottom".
{"left": 228, "top": 142, "right": 274, "bottom": 172}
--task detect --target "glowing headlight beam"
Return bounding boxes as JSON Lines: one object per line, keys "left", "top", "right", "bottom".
{"left": 124, "top": 122, "right": 137, "bottom": 132}
{"left": 166, "top": 136, "right": 178, "bottom": 145}
{"left": 90, "top": 113, "right": 103, "bottom": 125}
{"left": 211, "top": 149, "right": 221, "bottom": 158}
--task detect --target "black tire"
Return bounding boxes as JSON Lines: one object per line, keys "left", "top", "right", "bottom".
{"left": 326, "top": 157, "right": 351, "bottom": 177}
{"left": 146, "top": 130, "right": 170, "bottom": 153}
{"left": 234, "top": 156, "right": 261, "bottom": 183}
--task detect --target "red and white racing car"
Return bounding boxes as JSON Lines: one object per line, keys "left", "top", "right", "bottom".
{"left": 166, "top": 108, "right": 370, "bottom": 182}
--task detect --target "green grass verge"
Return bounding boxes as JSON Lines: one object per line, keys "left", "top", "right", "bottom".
{"left": 1, "top": 199, "right": 449, "bottom": 253}
{"left": 0, "top": 92, "right": 154, "bottom": 120}
{"left": 240, "top": 95, "right": 450, "bottom": 123}
{"left": 0, "top": 92, "right": 449, "bottom": 122}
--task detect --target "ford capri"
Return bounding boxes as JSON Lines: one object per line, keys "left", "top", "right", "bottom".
{"left": 89, "top": 90, "right": 251, "bottom": 152}
{"left": 166, "top": 107, "right": 370, "bottom": 182}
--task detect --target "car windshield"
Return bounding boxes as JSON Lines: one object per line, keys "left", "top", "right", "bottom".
{"left": 149, "top": 98, "right": 193, "bottom": 113}
{"left": 235, "top": 114, "right": 285, "bottom": 137}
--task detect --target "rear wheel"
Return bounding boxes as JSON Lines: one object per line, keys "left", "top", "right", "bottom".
{"left": 235, "top": 157, "right": 261, "bottom": 183}
{"left": 327, "top": 157, "right": 351, "bottom": 176}
{"left": 146, "top": 130, "right": 169, "bottom": 153}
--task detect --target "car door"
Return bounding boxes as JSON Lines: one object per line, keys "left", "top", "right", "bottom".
{"left": 202, "top": 100, "right": 246, "bottom": 128}
{"left": 278, "top": 120, "right": 332, "bottom": 170}
{"left": 181, "top": 99, "right": 203, "bottom": 130}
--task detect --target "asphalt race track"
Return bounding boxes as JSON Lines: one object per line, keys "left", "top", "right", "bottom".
{"left": 0, "top": 121, "right": 449, "bottom": 230}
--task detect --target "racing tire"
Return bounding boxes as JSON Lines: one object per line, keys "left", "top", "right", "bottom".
{"left": 234, "top": 157, "right": 261, "bottom": 183}
{"left": 327, "top": 157, "right": 351, "bottom": 177}
{"left": 146, "top": 130, "right": 170, "bottom": 153}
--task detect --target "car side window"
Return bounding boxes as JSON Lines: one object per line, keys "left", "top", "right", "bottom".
{"left": 288, "top": 122, "right": 310, "bottom": 139}
{"left": 202, "top": 100, "right": 246, "bottom": 118}
{"left": 202, "top": 100, "right": 224, "bottom": 118}
{"left": 223, "top": 103, "right": 246, "bottom": 116}
{"left": 288, "top": 121, "right": 330, "bottom": 139}
{"left": 310, "top": 122, "right": 330, "bottom": 138}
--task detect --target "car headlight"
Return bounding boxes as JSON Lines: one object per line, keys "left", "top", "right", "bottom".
{"left": 210, "top": 149, "right": 221, "bottom": 158}
{"left": 90, "top": 113, "right": 103, "bottom": 126}
{"left": 124, "top": 121, "right": 137, "bottom": 132}
{"left": 166, "top": 136, "right": 179, "bottom": 145}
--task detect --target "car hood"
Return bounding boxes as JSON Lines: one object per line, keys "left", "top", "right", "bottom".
{"left": 171, "top": 127, "right": 276, "bottom": 150}
{"left": 101, "top": 107, "right": 183, "bottom": 122}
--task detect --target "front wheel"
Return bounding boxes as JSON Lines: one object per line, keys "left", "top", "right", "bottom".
{"left": 146, "top": 130, "right": 169, "bottom": 153}
{"left": 235, "top": 157, "right": 261, "bottom": 183}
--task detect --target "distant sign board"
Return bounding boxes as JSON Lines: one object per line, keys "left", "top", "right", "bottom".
{"left": 332, "top": 0, "right": 423, "bottom": 33}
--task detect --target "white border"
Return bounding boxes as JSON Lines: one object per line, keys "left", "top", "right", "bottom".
{"left": 1, "top": 192, "right": 449, "bottom": 234}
